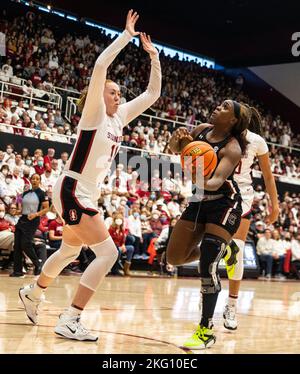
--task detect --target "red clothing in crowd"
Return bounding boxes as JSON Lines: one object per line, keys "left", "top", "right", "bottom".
{"left": 34, "top": 164, "right": 45, "bottom": 175}
{"left": 31, "top": 73, "right": 42, "bottom": 86}
{"left": 0, "top": 218, "right": 15, "bottom": 232}
{"left": 44, "top": 155, "right": 54, "bottom": 171}
{"left": 48, "top": 219, "right": 63, "bottom": 237}
{"left": 109, "top": 226, "right": 125, "bottom": 247}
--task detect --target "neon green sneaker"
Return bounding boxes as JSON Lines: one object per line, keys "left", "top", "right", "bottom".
{"left": 183, "top": 325, "right": 216, "bottom": 350}
{"left": 224, "top": 240, "right": 239, "bottom": 279}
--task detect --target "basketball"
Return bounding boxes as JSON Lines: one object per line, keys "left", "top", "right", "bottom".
{"left": 180, "top": 141, "right": 217, "bottom": 178}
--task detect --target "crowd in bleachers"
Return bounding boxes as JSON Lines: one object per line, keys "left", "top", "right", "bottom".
{"left": 0, "top": 4, "right": 300, "bottom": 279}
{"left": 0, "top": 144, "right": 300, "bottom": 279}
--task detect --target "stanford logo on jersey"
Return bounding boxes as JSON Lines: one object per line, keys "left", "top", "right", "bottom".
{"left": 69, "top": 209, "right": 78, "bottom": 222}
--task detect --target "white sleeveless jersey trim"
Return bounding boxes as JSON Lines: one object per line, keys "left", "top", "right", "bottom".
{"left": 234, "top": 130, "right": 269, "bottom": 190}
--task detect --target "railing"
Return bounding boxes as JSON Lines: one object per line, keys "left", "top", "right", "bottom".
{"left": 1, "top": 122, "right": 300, "bottom": 184}
{"left": 0, "top": 79, "right": 62, "bottom": 109}
{"left": 63, "top": 96, "right": 300, "bottom": 155}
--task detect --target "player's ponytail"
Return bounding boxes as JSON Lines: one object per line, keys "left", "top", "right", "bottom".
{"left": 248, "top": 106, "right": 263, "bottom": 136}
{"left": 231, "top": 103, "right": 251, "bottom": 155}
{"left": 77, "top": 87, "right": 88, "bottom": 114}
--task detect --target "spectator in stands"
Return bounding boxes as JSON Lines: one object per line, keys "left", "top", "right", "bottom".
{"left": 10, "top": 173, "right": 49, "bottom": 277}
{"left": 128, "top": 208, "right": 143, "bottom": 258}
{"left": 0, "top": 203, "right": 14, "bottom": 257}
{"left": 272, "top": 229, "right": 287, "bottom": 279}
{"left": 4, "top": 203, "right": 19, "bottom": 226}
{"left": 48, "top": 213, "right": 64, "bottom": 249}
{"left": 256, "top": 229, "right": 276, "bottom": 279}
{"left": 291, "top": 233, "right": 300, "bottom": 279}
{"left": 34, "top": 156, "right": 45, "bottom": 175}
{"left": 57, "top": 151, "right": 69, "bottom": 172}
{"left": 109, "top": 214, "right": 134, "bottom": 276}
{"left": 43, "top": 148, "right": 55, "bottom": 171}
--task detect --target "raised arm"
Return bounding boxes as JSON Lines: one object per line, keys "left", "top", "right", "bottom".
{"left": 120, "top": 33, "right": 161, "bottom": 124}
{"left": 80, "top": 10, "right": 139, "bottom": 128}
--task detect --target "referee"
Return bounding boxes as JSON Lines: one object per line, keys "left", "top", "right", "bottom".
{"left": 10, "top": 174, "right": 49, "bottom": 277}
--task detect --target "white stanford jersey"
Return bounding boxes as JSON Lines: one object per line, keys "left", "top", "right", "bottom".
{"left": 234, "top": 130, "right": 269, "bottom": 190}
{"left": 63, "top": 30, "right": 161, "bottom": 187}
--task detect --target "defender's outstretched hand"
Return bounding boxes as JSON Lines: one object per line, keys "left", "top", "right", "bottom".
{"left": 126, "top": 9, "right": 140, "bottom": 37}
{"left": 140, "top": 33, "right": 158, "bottom": 57}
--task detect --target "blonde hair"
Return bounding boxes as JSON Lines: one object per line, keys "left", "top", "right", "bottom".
{"left": 77, "top": 80, "right": 117, "bottom": 113}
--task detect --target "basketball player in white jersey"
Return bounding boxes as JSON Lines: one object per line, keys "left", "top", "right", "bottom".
{"left": 223, "top": 106, "right": 279, "bottom": 330}
{"left": 19, "top": 10, "right": 161, "bottom": 341}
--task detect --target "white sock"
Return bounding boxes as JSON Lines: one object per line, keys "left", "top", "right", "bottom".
{"left": 228, "top": 296, "right": 238, "bottom": 308}
{"left": 30, "top": 283, "right": 46, "bottom": 300}
{"left": 65, "top": 305, "right": 82, "bottom": 317}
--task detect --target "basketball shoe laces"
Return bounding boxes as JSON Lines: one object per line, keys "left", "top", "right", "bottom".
{"left": 194, "top": 325, "right": 209, "bottom": 342}
{"left": 68, "top": 316, "right": 90, "bottom": 336}
{"left": 225, "top": 304, "right": 236, "bottom": 320}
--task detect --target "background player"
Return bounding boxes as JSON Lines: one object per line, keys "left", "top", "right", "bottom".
{"left": 19, "top": 10, "right": 161, "bottom": 342}
{"left": 223, "top": 106, "right": 279, "bottom": 330}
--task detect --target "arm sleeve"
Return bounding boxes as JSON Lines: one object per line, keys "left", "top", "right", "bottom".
{"left": 256, "top": 135, "right": 269, "bottom": 156}
{"left": 119, "top": 53, "right": 161, "bottom": 125}
{"left": 79, "top": 30, "right": 132, "bottom": 129}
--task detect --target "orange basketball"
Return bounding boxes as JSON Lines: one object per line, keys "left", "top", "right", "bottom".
{"left": 180, "top": 141, "right": 217, "bottom": 178}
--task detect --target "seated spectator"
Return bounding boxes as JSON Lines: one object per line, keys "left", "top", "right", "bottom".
{"left": 4, "top": 203, "right": 19, "bottom": 226}
{"left": 109, "top": 214, "right": 134, "bottom": 276}
{"left": 155, "top": 217, "right": 178, "bottom": 275}
{"left": 256, "top": 229, "right": 276, "bottom": 279}
{"left": 272, "top": 229, "right": 287, "bottom": 279}
{"left": 291, "top": 233, "right": 300, "bottom": 279}
{"left": 0, "top": 203, "right": 15, "bottom": 264}
{"left": 48, "top": 213, "right": 63, "bottom": 249}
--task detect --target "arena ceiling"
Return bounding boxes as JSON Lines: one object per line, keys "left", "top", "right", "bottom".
{"left": 40, "top": 0, "right": 300, "bottom": 67}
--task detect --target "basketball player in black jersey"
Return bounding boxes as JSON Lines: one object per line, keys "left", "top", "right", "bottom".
{"left": 167, "top": 100, "right": 252, "bottom": 349}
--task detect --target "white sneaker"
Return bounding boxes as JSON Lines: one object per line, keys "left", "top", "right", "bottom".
{"left": 19, "top": 284, "right": 41, "bottom": 324}
{"left": 54, "top": 313, "right": 98, "bottom": 342}
{"left": 223, "top": 304, "right": 238, "bottom": 330}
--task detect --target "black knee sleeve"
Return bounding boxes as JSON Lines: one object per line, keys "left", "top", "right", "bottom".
{"left": 200, "top": 234, "right": 227, "bottom": 294}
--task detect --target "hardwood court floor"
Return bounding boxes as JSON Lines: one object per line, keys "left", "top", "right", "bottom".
{"left": 0, "top": 273, "right": 300, "bottom": 354}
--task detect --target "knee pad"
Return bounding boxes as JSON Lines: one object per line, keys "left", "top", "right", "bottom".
{"left": 228, "top": 239, "right": 245, "bottom": 281}
{"left": 79, "top": 236, "right": 118, "bottom": 291}
{"left": 42, "top": 242, "right": 82, "bottom": 278}
{"left": 200, "top": 234, "right": 227, "bottom": 294}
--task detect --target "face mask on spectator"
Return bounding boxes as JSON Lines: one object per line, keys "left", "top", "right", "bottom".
{"left": 46, "top": 211, "right": 56, "bottom": 220}
{"left": 160, "top": 217, "right": 167, "bottom": 224}
{"left": 6, "top": 148, "right": 12, "bottom": 154}
{"left": 25, "top": 160, "right": 32, "bottom": 166}
{"left": 133, "top": 212, "right": 140, "bottom": 219}
{"left": 6, "top": 178, "right": 12, "bottom": 184}
{"left": 150, "top": 193, "right": 156, "bottom": 200}
{"left": 152, "top": 214, "right": 159, "bottom": 220}
{"left": 37, "top": 161, "right": 43, "bottom": 167}
{"left": 115, "top": 219, "right": 123, "bottom": 226}
{"left": 120, "top": 200, "right": 127, "bottom": 206}
{"left": 0, "top": 212, "right": 5, "bottom": 219}
{"left": 111, "top": 200, "right": 117, "bottom": 206}
{"left": 140, "top": 214, "right": 146, "bottom": 221}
